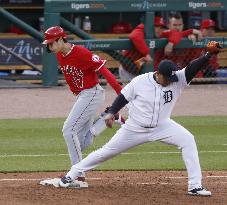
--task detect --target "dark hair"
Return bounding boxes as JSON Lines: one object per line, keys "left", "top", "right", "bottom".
{"left": 62, "top": 38, "right": 67, "bottom": 43}
{"left": 168, "top": 11, "right": 182, "bottom": 20}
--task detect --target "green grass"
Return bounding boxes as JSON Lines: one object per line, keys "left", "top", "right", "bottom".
{"left": 0, "top": 116, "right": 227, "bottom": 172}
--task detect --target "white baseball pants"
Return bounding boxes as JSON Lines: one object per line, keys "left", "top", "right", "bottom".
{"left": 67, "top": 118, "right": 202, "bottom": 189}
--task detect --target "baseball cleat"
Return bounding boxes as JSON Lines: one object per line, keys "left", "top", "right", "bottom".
{"left": 188, "top": 186, "right": 211, "bottom": 196}
{"left": 59, "top": 176, "right": 88, "bottom": 188}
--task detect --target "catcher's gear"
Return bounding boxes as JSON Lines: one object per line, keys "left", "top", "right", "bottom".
{"left": 42, "top": 26, "right": 67, "bottom": 44}
{"left": 206, "top": 41, "right": 222, "bottom": 54}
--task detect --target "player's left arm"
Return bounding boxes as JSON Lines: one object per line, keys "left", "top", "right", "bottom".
{"left": 98, "top": 66, "right": 122, "bottom": 94}
{"left": 185, "top": 41, "right": 222, "bottom": 83}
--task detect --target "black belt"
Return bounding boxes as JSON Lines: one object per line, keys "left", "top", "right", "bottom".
{"left": 143, "top": 126, "right": 156, "bottom": 128}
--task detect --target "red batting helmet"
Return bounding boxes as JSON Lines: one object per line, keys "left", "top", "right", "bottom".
{"left": 200, "top": 19, "right": 216, "bottom": 29}
{"left": 42, "top": 26, "right": 67, "bottom": 44}
{"left": 154, "top": 16, "right": 165, "bottom": 27}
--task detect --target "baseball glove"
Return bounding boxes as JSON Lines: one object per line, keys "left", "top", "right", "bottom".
{"left": 206, "top": 41, "right": 223, "bottom": 54}
{"left": 134, "top": 57, "right": 145, "bottom": 70}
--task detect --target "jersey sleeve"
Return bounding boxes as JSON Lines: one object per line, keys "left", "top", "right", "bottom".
{"left": 77, "top": 46, "right": 106, "bottom": 71}
{"left": 176, "top": 68, "right": 188, "bottom": 87}
{"left": 121, "top": 78, "right": 136, "bottom": 101}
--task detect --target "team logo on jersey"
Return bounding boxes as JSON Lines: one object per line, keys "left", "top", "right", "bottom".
{"left": 163, "top": 90, "right": 173, "bottom": 104}
{"left": 61, "top": 65, "right": 84, "bottom": 88}
{"left": 92, "top": 54, "right": 100, "bottom": 62}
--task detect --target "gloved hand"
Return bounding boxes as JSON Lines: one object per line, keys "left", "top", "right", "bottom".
{"left": 206, "top": 41, "right": 223, "bottom": 54}
{"left": 134, "top": 57, "right": 145, "bottom": 70}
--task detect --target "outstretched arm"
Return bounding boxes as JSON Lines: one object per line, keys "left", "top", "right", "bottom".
{"left": 185, "top": 52, "right": 211, "bottom": 83}
{"left": 98, "top": 66, "right": 122, "bottom": 94}
{"left": 185, "top": 41, "right": 222, "bottom": 83}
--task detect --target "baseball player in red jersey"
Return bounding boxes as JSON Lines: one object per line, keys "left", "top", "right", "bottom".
{"left": 40, "top": 26, "right": 123, "bottom": 187}
{"left": 47, "top": 41, "right": 221, "bottom": 195}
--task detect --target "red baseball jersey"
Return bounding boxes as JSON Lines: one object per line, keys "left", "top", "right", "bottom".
{"left": 57, "top": 45, "right": 106, "bottom": 94}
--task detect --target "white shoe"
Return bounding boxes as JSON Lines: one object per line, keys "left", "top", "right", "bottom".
{"left": 188, "top": 186, "right": 211, "bottom": 196}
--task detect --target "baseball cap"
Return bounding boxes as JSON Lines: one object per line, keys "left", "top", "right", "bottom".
{"left": 200, "top": 19, "right": 216, "bottom": 29}
{"left": 154, "top": 16, "right": 165, "bottom": 27}
{"left": 158, "top": 59, "right": 178, "bottom": 82}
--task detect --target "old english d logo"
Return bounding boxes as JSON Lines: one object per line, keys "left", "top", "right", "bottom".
{"left": 163, "top": 90, "right": 173, "bottom": 104}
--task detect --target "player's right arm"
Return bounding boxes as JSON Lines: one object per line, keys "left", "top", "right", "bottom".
{"left": 105, "top": 94, "right": 129, "bottom": 128}
{"left": 105, "top": 78, "right": 137, "bottom": 127}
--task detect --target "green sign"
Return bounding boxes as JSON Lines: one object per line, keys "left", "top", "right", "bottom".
{"left": 45, "top": 0, "right": 227, "bottom": 12}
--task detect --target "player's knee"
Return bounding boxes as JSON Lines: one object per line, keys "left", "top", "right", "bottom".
{"left": 182, "top": 133, "right": 197, "bottom": 149}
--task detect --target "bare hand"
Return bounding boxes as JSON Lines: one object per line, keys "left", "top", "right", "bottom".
{"left": 164, "top": 42, "right": 174, "bottom": 56}
{"left": 188, "top": 34, "right": 197, "bottom": 43}
{"left": 104, "top": 113, "right": 115, "bottom": 128}
{"left": 143, "top": 54, "right": 153, "bottom": 64}
{"left": 192, "top": 29, "right": 203, "bottom": 41}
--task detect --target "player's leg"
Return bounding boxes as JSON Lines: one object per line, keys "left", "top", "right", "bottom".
{"left": 62, "top": 85, "right": 105, "bottom": 165}
{"left": 151, "top": 119, "right": 211, "bottom": 196}
{"left": 60, "top": 124, "right": 150, "bottom": 185}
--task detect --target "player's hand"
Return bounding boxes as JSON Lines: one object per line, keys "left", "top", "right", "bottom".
{"left": 104, "top": 113, "right": 115, "bottom": 128}
{"left": 188, "top": 34, "right": 197, "bottom": 42}
{"left": 206, "top": 41, "right": 223, "bottom": 54}
{"left": 143, "top": 54, "right": 153, "bottom": 64}
{"left": 164, "top": 42, "right": 174, "bottom": 56}
{"left": 192, "top": 29, "right": 203, "bottom": 41}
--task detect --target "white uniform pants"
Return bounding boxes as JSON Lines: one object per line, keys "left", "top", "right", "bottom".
{"left": 67, "top": 118, "right": 202, "bottom": 189}
{"left": 62, "top": 84, "right": 105, "bottom": 166}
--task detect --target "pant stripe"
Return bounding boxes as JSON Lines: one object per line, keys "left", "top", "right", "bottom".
{"left": 71, "top": 86, "right": 98, "bottom": 158}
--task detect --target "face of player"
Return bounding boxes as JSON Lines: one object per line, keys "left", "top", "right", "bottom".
{"left": 201, "top": 27, "right": 215, "bottom": 37}
{"left": 47, "top": 38, "right": 64, "bottom": 53}
{"left": 168, "top": 17, "right": 183, "bottom": 31}
{"left": 154, "top": 26, "right": 164, "bottom": 38}
{"left": 156, "top": 72, "right": 172, "bottom": 87}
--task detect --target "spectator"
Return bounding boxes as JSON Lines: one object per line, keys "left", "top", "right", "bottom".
{"left": 194, "top": 19, "right": 219, "bottom": 78}
{"left": 154, "top": 12, "right": 203, "bottom": 70}
{"left": 118, "top": 16, "right": 165, "bottom": 83}
{"left": 201, "top": 19, "right": 216, "bottom": 37}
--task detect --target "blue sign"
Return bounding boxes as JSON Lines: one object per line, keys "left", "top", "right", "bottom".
{"left": 0, "top": 38, "right": 43, "bottom": 66}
